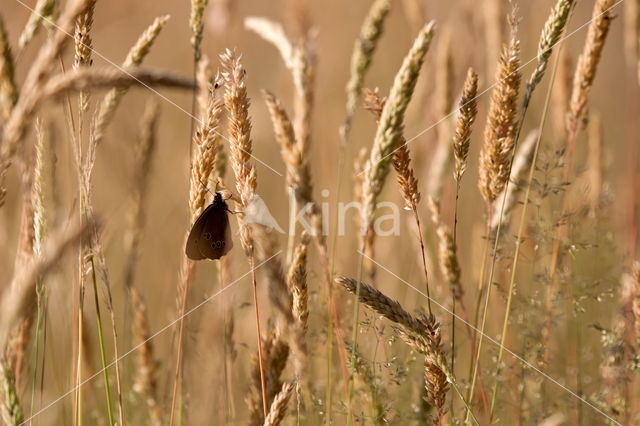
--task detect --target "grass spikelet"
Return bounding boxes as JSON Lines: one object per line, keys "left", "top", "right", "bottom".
{"left": 527, "top": 0, "right": 575, "bottom": 92}
{"left": 0, "top": 13, "right": 18, "bottom": 120}
{"left": 131, "top": 288, "right": 162, "bottom": 425}
{"left": 342, "top": 0, "right": 391, "bottom": 141}
{"left": 92, "top": 15, "right": 170, "bottom": 145}
{"left": 263, "top": 382, "right": 295, "bottom": 426}
{"left": 567, "top": 0, "right": 615, "bottom": 132}
{"left": 478, "top": 30, "right": 521, "bottom": 204}
{"left": 18, "top": 0, "right": 56, "bottom": 51}
{"left": 287, "top": 232, "right": 310, "bottom": 330}
{"left": 453, "top": 68, "right": 479, "bottom": 182}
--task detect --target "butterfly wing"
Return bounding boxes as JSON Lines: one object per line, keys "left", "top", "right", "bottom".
{"left": 198, "top": 207, "right": 231, "bottom": 260}
{"left": 185, "top": 204, "right": 215, "bottom": 260}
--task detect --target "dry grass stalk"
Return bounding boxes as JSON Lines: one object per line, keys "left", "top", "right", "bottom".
{"left": 18, "top": 0, "right": 56, "bottom": 51}
{"left": 0, "top": 360, "right": 23, "bottom": 426}
{"left": 453, "top": 68, "right": 479, "bottom": 182}
{"left": 567, "top": 0, "right": 615, "bottom": 133}
{"left": 123, "top": 100, "right": 160, "bottom": 291}
{"left": 362, "top": 21, "right": 435, "bottom": 225}
{"left": 0, "top": 13, "right": 18, "bottom": 120}
{"left": 352, "top": 145, "right": 376, "bottom": 277}
{"left": 478, "top": 29, "right": 521, "bottom": 204}
{"left": 190, "top": 0, "right": 208, "bottom": 62}
{"left": 130, "top": 288, "right": 162, "bottom": 426}
{"left": 342, "top": 0, "right": 391, "bottom": 141}
{"left": 489, "top": 129, "right": 539, "bottom": 233}
{"left": 92, "top": 15, "right": 170, "bottom": 145}
{"left": 42, "top": 67, "right": 195, "bottom": 101}
{"left": 263, "top": 382, "right": 295, "bottom": 426}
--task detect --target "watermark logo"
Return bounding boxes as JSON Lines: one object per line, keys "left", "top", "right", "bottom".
{"left": 241, "top": 190, "right": 401, "bottom": 237}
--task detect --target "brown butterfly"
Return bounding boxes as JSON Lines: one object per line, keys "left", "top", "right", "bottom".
{"left": 185, "top": 192, "right": 233, "bottom": 260}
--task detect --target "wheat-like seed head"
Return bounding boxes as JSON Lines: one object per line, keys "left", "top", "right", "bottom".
{"left": 263, "top": 382, "right": 295, "bottom": 426}
{"left": 221, "top": 48, "right": 257, "bottom": 256}
{"left": 190, "top": 0, "right": 207, "bottom": 62}
{"left": 428, "top": 198, "right": 463, "bottom": 300}
{"left": 453, "top": 68, "right": 479, "bottom": 182}
{"left": 189, "top": 85, "right": 224, "bottom": 222}
{"left": 18, "top": 0, "right": 56, "bottom": 50}
{"left": 528, "top": 0, "right": 575, "bottom": 91}
{"left": 567, "top": 0, "right": 615, "bottom": 131}
{"left": 363, "top": 21, "right": 435, "bottom": 226}
{"left": 73, "top": 0, "right": 96, "bottom": 71}
{"left": 263, "top": 90, "right": 312, "bottom": 205}
{"left": 478, "top": 32, "right": 521, "bottom": 204}
{"left": 342, "top": 0, "right": 391, "bottom": 140}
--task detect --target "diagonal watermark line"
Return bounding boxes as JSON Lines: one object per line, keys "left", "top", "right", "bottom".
{"left": 13, "top": 0, "right": 284, "bottom": 178}
{"left": 357, "top": 250, "right": 621, "bottom": 425}
{"left": 20, "top": 251, "right": 282, "bottom": 425}
{"left": 357, "top": 0, "right": 624, "bottom": 178}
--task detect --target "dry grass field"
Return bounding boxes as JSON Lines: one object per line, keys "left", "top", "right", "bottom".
{"left": 0, "top": 0, "right": 639, "bottom": 425}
